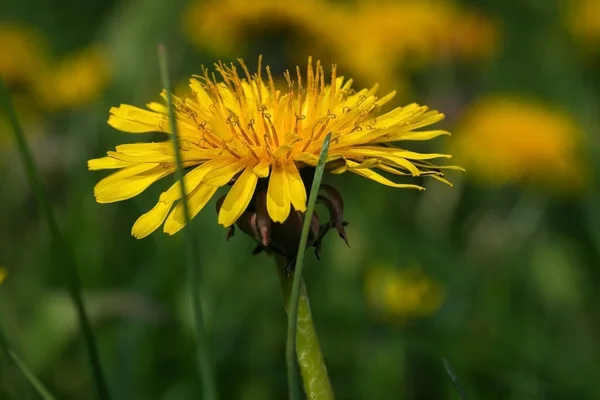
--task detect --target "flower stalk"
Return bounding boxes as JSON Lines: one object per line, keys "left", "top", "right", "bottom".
{"left": 275, "top": 255, "right": 334, "bottom": 400}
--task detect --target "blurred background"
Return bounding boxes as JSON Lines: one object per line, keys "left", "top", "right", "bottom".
{"left": 1, "top": 0, "right": 600, "bottom": 398}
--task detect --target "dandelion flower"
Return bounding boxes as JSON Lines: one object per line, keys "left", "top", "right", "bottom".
{"left": 365, "top": 263, "right": 445, "bottom": 320}
{"left": 565, "top": 0, "right": 600, "bottom": 48}
{"left": 0, "top": 267, "right": 6, "bottom": 285}
{"left": 0, "top": 24, "right": 48, "bottom": 85}
{"left": 35, "top": 46, "right": 112, "bottom": 110}
{"left": 89, "top": 58, "right": 459, "bottom": 240}
{"left": 452, "top": 96, "right": 586, "bottom": 190}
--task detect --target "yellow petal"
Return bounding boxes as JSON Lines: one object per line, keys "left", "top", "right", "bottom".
{"left": 94, "top": 164, "right": 172, "bottom": 203}
{"left": 284, "top": 161, "right": 307, "bottom": 212}
{"left": 106, "top": 151, "right": 175, "bottom": 164}
{"left": 202, "top": 158, "right": 247, "bottom": 186}
{"left": 347, "top": 161, "right": 425, "bottom": 190}
{"left": 267, "top": 162, "right": 291, "bottom": 223}
{"left": 146, "top": 102, "right": 168, "bottom": 113}
{"left": 430, "top": 175, "right": 454, "bottom": 187}
{"left": 131, "top": 201, "right": 173, "bottom": 239}
{"left": 163, "top": 185, "right": 218, "bottom": 235}
{"left": 114, "top": 142, "right": 170, "bottom": 154}
{"left": 108, "top": 105, "right": 166, "bottom": 133}
{"left": 159, "top": 161, "right": 220, "bottom": 203}
{"left": 88, "top": 157, "right": 132, "bottom": 170}
{"left": 218, "top": 166, "right": 259, "bottom": 227}
{"left": 337, "top": 148, "right": 421, "bottom": 176}
{"left": 253, "top": 158, "right": 270, "bottom": 177}
{"left": 374, "top": 130, "right": 451, "bottom": 143}
{"left": 393, "top": 150, "right": 451, "bottom": 161}
{"left": 295, "top": 152, "right": 319, "bottom": 165}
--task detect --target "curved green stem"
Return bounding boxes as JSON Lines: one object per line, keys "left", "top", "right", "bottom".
{"left": 275, "top": 256, "right": 334, "bottom": 400}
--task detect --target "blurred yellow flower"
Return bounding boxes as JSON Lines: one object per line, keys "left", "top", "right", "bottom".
{"left": 453, "top": 96, "right": 586, "bottom": 190}
{"left": 0, "top": 24, "right": 48, "bottom": 85}
{"left": 183, "top": 0, "right": 498, "bottom": 92}
{"left": 565, "top": 0, "right": 600, "bottom": 47}
{"left": 35, "top": 46, "right": 112, "bottom": 110}
{"left": 0, "top": 267, "right": 6, "bottom": 285}
{"left": 365, "top": 263, "right": 445, "bottom": 320}
{"left": 89, "top": 58, "right": 459, "bottom": 238}
{"left": 184, "top": 0, "right": 333, "bottom": 54}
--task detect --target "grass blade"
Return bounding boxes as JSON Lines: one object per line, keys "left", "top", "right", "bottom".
{"left": 286, "top": 133, "right": 332, "bottom": 400}
{"left": 157, "top": 44, "right": 218, "bottom": 400}
{"left": 0, "top": 79, "right": 111, "bottom": 399}
{"left": 442, "top": 357, "right": 468, "bottom": 400}
{"left": 0, "top": 324, "right": 56, "bottom": 400}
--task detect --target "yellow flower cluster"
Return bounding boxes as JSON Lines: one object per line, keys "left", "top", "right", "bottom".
{"left": 452, "top": 96, "right": 586, "bottom": 190}
{"left": 0, "top": 24, "right": 111, "bottom": 112}
{"left": 0, "top": 25, "right": 47, "bottom": 85}
{"left": 183, "top": 0, "right": 498, "bottom": 92}
{"left": 365, "top": 263, "right": 444, "bottom": 320}
{"left": 34, "top": 47, "right": 112, "bottom": 110}
{"left": 565, "top": 0, "right": 600, "bottom": 48}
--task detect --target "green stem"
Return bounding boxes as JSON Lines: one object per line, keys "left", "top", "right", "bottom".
{"left": 275, "top": 255, "right": 334, "bottom": 400}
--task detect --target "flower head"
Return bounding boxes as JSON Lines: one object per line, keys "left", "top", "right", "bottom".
{"left": 0, "top": 24, "right": 48, "bottom": 85}
{"left": 34, "top": 46, "right": 112, "bottom": 110}
{"left": 89, "top": 58, "right": 459, "bottom": 238}
{"left": 452, "top": 95, "right": 586, "bottom": 190}
{"left": 0, "top": 267, "right": 6, "bottom": 285}
{"left": 565, "top": 0, "right": 600, "bottom": 48}
{"left": 365, "top": 263, "right": 445, "bottom": 321}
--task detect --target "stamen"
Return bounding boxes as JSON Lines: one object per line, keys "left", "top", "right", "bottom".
{"left": 229, "top": 65, "right": 249, "bottom": 116}
{"left": 215, "top": 61, "right": 234, "bottom": 93}
{"left": 256, "top": 55, "right": 263, "bottom": 104}
{"left": 301, "top": 118, "right": 326, "bottom": 152}
{"left": 296, "top": 65, "right": 304, "bottom": 118}
{"left": 236, "top": 121, "right": 256, "bottom": 146}
{"left": 294, "top": 113, "right": 305, "bottom": 137}
{"left": 307, "top": 57, "right": 315, "bottom": 104}
{"left": 247, "top": 119, "right": 261, "bottom": 145}
{"left": 264, "top": 113, "right": 280, "bottom": 148}
{"left": 265, "top": 66, "right": 277, "bottom": 105}
{"left": 222, "top": 140, "right": 242, "bottom": 159}
{"left": 313, "top": 115, "right": 332, "bottom": 142}
{"left": 331, "top": 64, "right": 337, "bottom": 97}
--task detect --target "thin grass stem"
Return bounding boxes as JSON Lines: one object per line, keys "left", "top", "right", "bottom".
{"left": 157, "top": 44, "right": 218, "bottom": 400}
{"left": 442, "top": 357, "right": 468, "bottom": 400}
{"left": 0, "top": 324, "right": 56, "bottom": 400}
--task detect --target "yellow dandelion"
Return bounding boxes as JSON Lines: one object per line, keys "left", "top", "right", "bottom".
{"left": 0, "top": 267, "right": 6, "bottom": 285}
{"left": 35, "top": 46, "right": 112, "bottom": 110}
{"left": 452, "top": 96, "right": 586, "bottom": 190}
{"left": 183, "top": 0, "right": 498, "bottom": 92}
{"left": 365, "top": 263, "right": 445, "bottom": 319}
{"left": 89, "top": 58, "right": 460, "bottom": 238}
{"left": 566, "top": 0, "right": 600, "bottom": 47}
{"left": 0, "top": 24, "right": 48, "bottom": 85}
{"left": 184, "top": 0, "right": 334, "bottom": 55}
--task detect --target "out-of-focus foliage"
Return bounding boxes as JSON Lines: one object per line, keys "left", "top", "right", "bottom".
{"left": 1, "top": 0, "right": 600, "bottom": 399}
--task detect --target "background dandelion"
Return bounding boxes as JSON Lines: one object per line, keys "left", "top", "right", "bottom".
{"left": 2, "top": 0, "right": 600, "bottom": 399}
